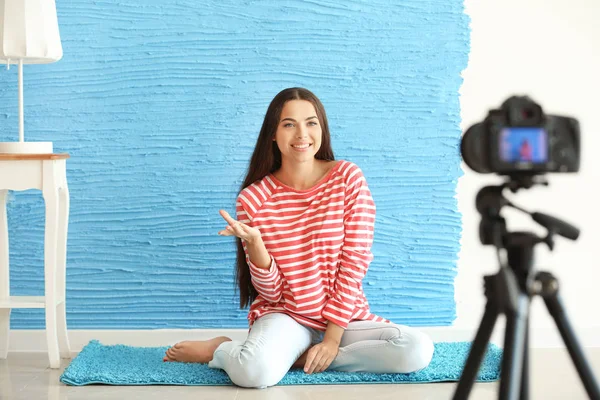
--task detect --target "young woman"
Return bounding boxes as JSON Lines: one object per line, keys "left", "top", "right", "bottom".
{"left": 163, "top": 87, "right": 434, "bottom": 388}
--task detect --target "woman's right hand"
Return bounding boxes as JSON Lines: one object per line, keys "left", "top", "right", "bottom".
{"left": 218, "top": 210, "right": 262, "bottom": 244}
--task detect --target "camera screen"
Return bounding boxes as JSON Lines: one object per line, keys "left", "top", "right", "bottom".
{"left": 499, "top": 127, "right": 548, "bottom": 163}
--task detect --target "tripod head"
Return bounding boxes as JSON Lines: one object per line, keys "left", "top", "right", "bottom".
{"left": 476, "top": 173, "right": 580, "bottom": 262}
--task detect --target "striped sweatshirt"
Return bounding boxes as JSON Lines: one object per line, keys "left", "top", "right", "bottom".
{"left": 236, "top": 160, "right": 388, "bottom": 331}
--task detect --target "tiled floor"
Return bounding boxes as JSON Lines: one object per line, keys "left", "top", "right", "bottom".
{"left": 2, "top": 348, "right": 600, "bottom": 400}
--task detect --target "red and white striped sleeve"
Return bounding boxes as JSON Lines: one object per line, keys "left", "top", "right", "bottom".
{"left": 237, "top": 189, "right": 283, "bottom": 304}
{"left": 322, "top": 165, "right": 375, "bottom": 328}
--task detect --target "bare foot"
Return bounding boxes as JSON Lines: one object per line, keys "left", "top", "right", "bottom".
{"left": 163, "top": 336, "right": 231, "bottom": 363}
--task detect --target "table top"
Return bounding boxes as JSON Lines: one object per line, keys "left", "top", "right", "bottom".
{"left": 0, "top": 153, "right": 70, "bottom": 160}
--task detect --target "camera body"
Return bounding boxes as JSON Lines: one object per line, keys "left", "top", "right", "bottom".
{"left": 461, "top": 96, "right": 580, "bottom": 175}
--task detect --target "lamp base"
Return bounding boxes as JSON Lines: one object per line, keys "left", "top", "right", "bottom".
{"left": 0, "top": 142, "right": 53, "bottom": 154}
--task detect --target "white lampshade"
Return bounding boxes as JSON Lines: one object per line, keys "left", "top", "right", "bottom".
{"left": 0, "top": 0, "right": 63, "bottom": 64}
{"left": 0, "top": 0, "right": 63, "bottom": 154}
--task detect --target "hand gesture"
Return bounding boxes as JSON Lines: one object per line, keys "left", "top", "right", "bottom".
{"left": 218, "top": 210, "right": 261, "bottom": 244}
{"left": 304, "top": 338, "right": 339, "bottom": 374}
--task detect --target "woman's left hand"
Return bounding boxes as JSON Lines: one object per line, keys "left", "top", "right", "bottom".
{"left": 304, "top": 338, "right": 340, "bottom": 374}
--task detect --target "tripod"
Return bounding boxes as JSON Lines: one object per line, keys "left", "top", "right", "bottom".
{"left": 452, "top": 178, "right": 600, "bottom": 400}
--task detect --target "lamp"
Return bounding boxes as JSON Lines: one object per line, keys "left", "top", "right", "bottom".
{"left": 0, "top": 0, "right": 63, "bottom": 154}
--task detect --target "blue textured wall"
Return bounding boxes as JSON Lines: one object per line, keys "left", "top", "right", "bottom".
{"left": 0, "top": 0, "right": 469, "bottom": 329}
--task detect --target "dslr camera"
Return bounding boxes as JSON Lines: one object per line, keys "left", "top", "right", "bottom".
{"left": 461, "top": 96, "right": 580, "bottom": 175}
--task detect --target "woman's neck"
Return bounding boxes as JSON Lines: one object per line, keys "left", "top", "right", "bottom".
{"left": 275, "top": 159, "right": 328, "bottom": 191}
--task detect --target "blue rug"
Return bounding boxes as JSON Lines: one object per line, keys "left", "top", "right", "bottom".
{"left": 60, "top": 340, "right": 502, "bottom": 386}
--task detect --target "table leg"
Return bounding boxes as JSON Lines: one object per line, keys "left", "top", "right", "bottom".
{"left": 0, "top": 190, "right": 9, "bottom": 359}
{"left": 56, "top": 182, "right": 71, "bottom": 359}
{"left": 43, "top": 163, "right": 60, "bottom": 369}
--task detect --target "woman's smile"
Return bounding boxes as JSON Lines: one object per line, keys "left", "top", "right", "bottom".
{"left": 291, "top": 143, "right": 313, "bottom": 151}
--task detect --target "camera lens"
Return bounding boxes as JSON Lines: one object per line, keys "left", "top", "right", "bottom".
{"left": 461, "top": 123, "right": 490, "bottom": 173}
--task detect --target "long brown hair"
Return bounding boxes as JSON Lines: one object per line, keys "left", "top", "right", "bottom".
{"left": 235, "top": 87, "right": 335, "bottom": 308}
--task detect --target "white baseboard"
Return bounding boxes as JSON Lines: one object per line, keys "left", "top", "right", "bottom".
{"left": 7, "top": 324, "right": 600, "bottom": 353}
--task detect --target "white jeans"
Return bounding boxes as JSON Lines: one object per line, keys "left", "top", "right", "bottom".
{"left": 208, "top": 313, "right": 434, "bottom": 388}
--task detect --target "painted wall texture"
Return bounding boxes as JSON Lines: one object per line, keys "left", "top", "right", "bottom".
{"left": 0, "top": 0, "right": 469, "bottom": 329}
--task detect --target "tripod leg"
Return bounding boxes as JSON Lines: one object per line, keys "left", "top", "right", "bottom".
{"left": 499, "top": 295, "right": 529, "bottom": 400}
{"left": 452, "top": 301, "right": 499, "bottom": 400}
{"left": 540, "top": 273, "right": 600, "bottom": 399}
{"left": 520, "top": 312, "right": 529, "bottom": 400}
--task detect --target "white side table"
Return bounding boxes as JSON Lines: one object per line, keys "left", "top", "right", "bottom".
{"left": 0, "top": 153, "right": 71, "bottom": 368}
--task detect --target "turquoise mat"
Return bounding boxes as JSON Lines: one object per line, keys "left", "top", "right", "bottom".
{"left": 60, "top": 340, "right": 501, "bottom": 386}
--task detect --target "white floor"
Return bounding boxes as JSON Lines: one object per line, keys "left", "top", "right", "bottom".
{"left": 2, "top": 348, "right": 600, "bottom": 400}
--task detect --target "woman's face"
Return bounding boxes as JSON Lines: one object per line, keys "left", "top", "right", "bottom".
{"left": 273, "top": 100, "right": 323, "bottom": 164}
